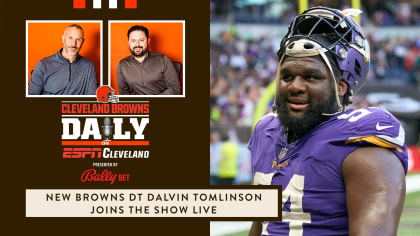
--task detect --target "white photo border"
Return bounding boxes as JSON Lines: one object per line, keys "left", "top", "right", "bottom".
{"left": 26, "top": 20, "right": 103, "bottom": 98}
{"left": 108, "top": 20, "right": 186, "bottom": 98}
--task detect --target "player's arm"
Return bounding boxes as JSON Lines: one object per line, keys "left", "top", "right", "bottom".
{"left": 342, "top": 147, "right": 405, "bottom": 236}
{"left": 248, "top": 221, "right": 262, "bottom": 236}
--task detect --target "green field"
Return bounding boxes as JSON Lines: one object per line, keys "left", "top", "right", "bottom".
{"left": 216, "top": 191, "right": 420, "bottom": 236}
{"left": 398, "top": 191, "right": 420, "bottom": 236}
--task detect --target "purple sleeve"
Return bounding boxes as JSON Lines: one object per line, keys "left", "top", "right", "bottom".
{"left": 337, "top": 107, "right": 408, "bottom": 174}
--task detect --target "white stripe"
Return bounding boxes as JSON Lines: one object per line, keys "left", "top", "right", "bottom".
{"left": 376, "top": 125, "right": 405, "bottom": 146}
{"left": 253, "top": 172, "right": 275, "bottom": 185}
{"left": 93, "top": 0, "right": 101, "bottom": 8}
{"left": 210, "top": 221, "right": 252, "bottom": 236}
{"left": 348, "top": 125, "right": 405, "bottom": 147}
{"left": 109, "top": 0, "right": 117, "bottom": 8}
{"left": 406, "top": 174, "right": 420, "bottom": 194}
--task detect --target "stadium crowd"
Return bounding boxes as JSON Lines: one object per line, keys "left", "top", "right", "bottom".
{"left": 210, "top": 32, "right": 420, "bottom": 185}
{"left": 368, "top": 1, "right": 420, "bottom": 26}
{"left": 211, "top": 0, "right": 420, "bottom": 26}
{"left": 210, "top": 32, "right": 420, "bottom": 128}
{"left": 210, "top": 1, "right": 420, "bottom": 185}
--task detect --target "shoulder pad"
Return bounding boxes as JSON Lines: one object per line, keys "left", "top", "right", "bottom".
{"left": 336, "top": 107, "right": 405, "bottom": 151}
{"left": 249, "top": 113, "right": 278, "bottom": 151}
{"left": 253, "top": 113, "right": 278, "bottom": 131}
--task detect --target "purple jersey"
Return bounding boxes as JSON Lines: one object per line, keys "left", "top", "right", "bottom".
{"left": 248, "top": 107, "right": 408, "bottom": 236}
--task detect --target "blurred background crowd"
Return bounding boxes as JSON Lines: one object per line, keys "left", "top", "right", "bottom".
{"left": 211, "top": 0, "right": 420, "bottom": 26}
{"left": 210, "top": 0, "right": 420, "bottom": 186}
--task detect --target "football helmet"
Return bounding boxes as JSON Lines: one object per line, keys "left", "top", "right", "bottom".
{"left": 96, "top": 86, "right": 119, "bottom": 103}
{"left": 276, "top": 7, "right": 370, "bottom": 114}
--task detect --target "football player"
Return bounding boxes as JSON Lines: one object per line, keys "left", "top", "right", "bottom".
{"left": 248, "top": 7, "right": 408, "bottom": 236}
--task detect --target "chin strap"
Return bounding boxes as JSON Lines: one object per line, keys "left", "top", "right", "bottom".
{"left": 318, "top": 49, "right": 344, "bottom": 116}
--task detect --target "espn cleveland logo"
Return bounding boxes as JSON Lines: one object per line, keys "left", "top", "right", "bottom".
{"left": 74, "top": 0, "right": 137, "bottom": 9}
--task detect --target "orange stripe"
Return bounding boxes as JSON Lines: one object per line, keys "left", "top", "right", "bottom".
{"left": 125, "top": 0, "right": 137, "bottom": 8}
{"left": 62, "top": 141, "right": 149, "bottom": 146}
{"left": 73, "top": 0, "right": 85, "bottom": 8}
{"left": 345, "top": 136, "right": 403, "bottom": 152}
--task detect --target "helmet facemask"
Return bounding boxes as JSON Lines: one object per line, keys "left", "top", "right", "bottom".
{"left": 276, "top": 7, "right": 370, "bottom": 115}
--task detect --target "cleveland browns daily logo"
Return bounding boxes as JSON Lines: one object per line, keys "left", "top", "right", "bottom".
{"left": 61, "top": 85, "right": 150, "bottom": 184}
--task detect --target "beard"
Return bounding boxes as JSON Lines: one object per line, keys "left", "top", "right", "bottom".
{"left": 276, "top": 87, "right": 337, "bottom": 137}
{"left": 130, "top": 46, "right": 148, "bottom": 58}
{"left": 65, "top": 46, "right": 80, "bottom": 57}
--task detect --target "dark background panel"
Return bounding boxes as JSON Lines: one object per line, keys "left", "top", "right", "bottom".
{"left": 2, "top": 0, "right": 210, "bottom": 234}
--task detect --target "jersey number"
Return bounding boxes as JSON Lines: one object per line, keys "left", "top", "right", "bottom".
{"left": 254, "top": 172, "right": 311, "bottom": 236}
{"left": 337, "top": 108, "right": 372, "bottom": 122}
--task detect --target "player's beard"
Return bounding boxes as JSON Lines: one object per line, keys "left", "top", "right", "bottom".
{"left": 130, "top": 46, "right": 148, "bottom": 58}
{"left": 276, "top": 86, "right": 337, "bottom": 138}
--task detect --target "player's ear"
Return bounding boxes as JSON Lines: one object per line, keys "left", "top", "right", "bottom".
{"left": 338, "top": 78, "right": 347, "bottom": 96}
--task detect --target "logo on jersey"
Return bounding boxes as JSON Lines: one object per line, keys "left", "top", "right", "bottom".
{"left": 376, "top": 122, "right": 393, "bottom": 131}
{"left": 278, "top": 147, "right": 288, "bottom": 159}
{"left": 272, "top": 160, "right": 289, "bottom": 170}
{"left": 272, "top": 147, "right": 289, "bottom": 169}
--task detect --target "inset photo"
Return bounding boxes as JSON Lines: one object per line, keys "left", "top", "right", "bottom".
{"left": 109, "top": 20, "right": 185, "bottom": 97}
{"left": 26, "top": 21, "right": 102, "bottom": 97}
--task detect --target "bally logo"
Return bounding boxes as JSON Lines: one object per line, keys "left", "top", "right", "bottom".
{"left": 74, "top": 0, "right": 137, "bottom": 9}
